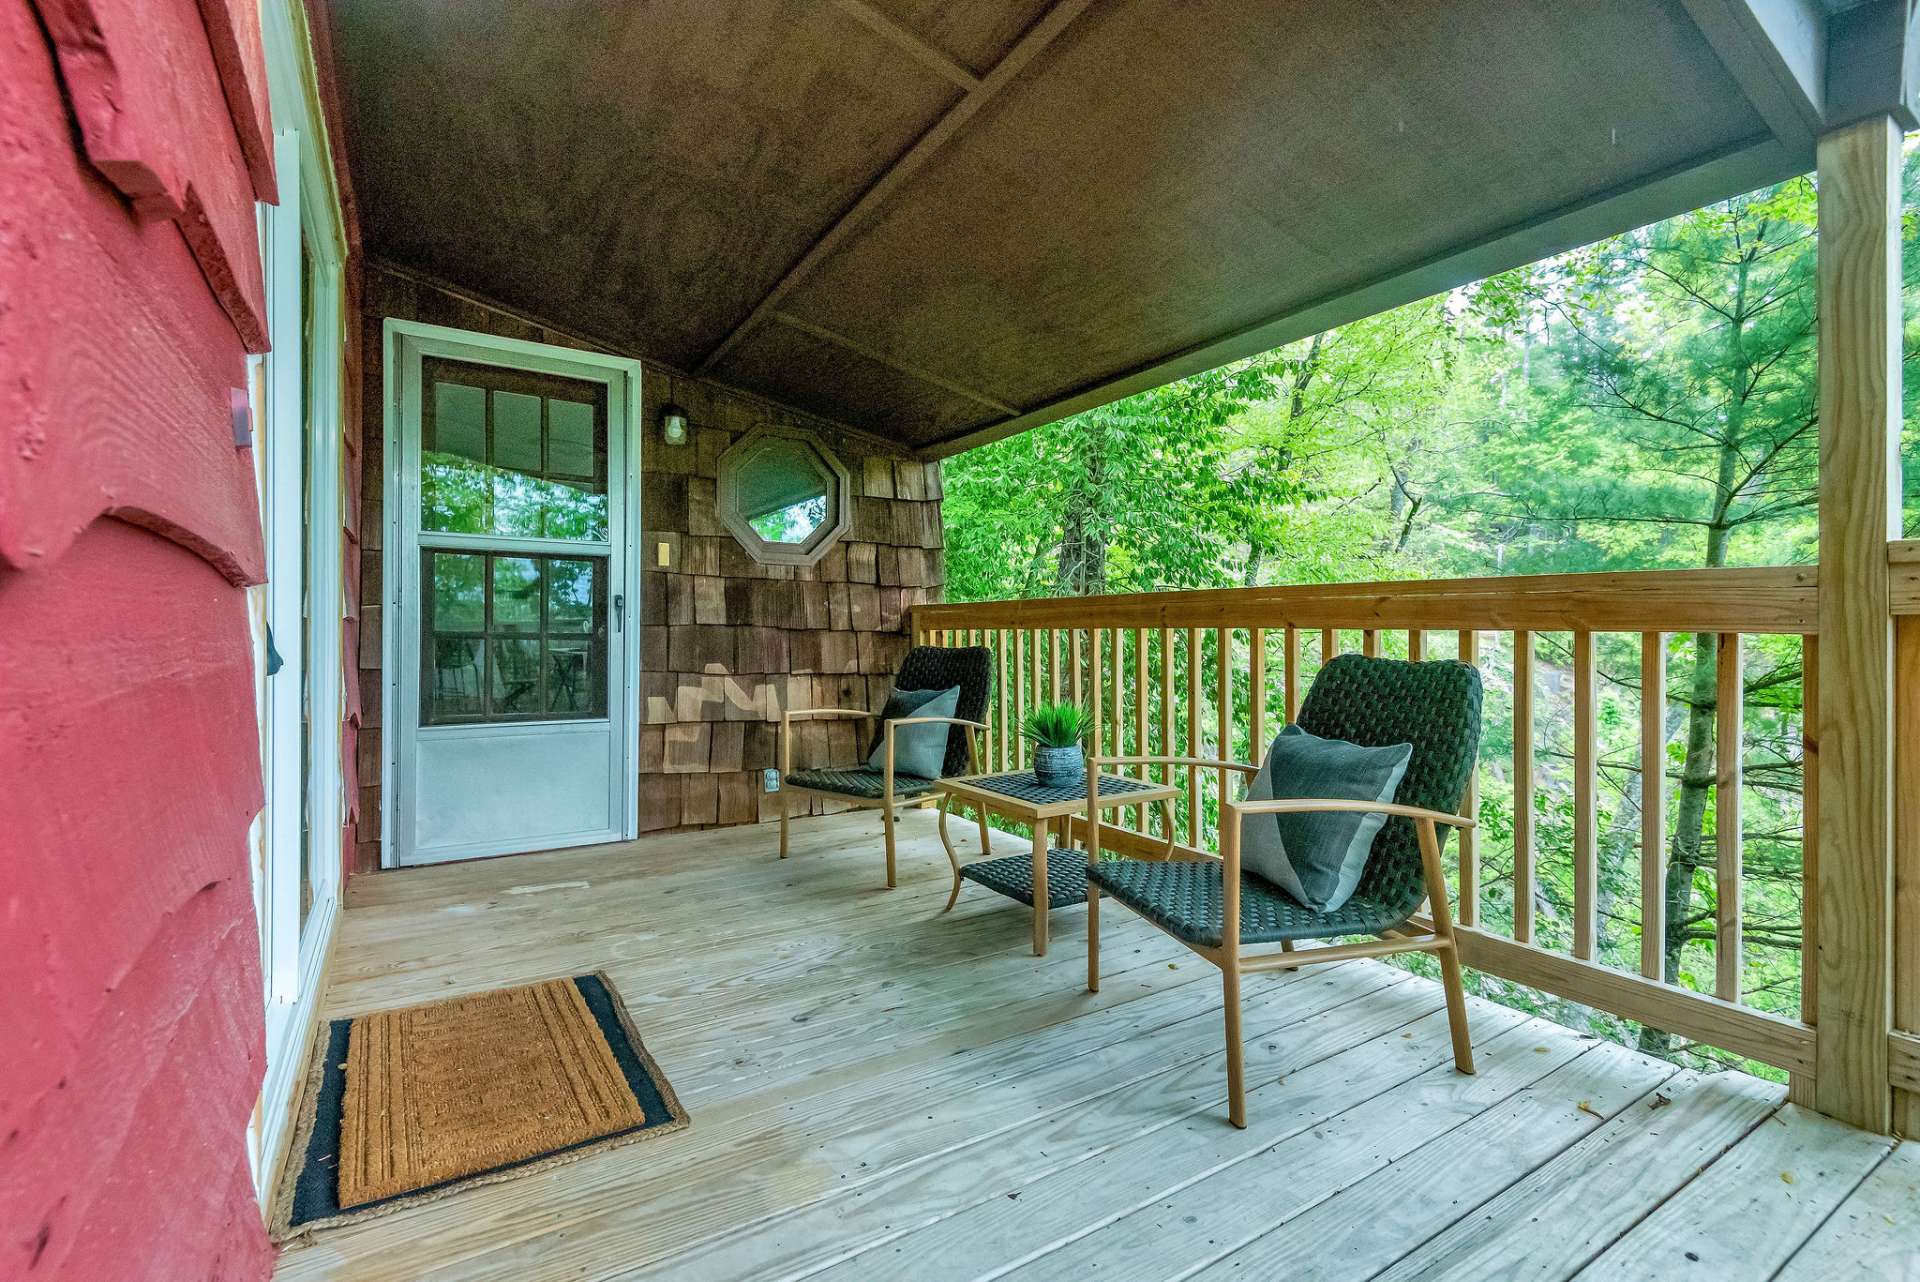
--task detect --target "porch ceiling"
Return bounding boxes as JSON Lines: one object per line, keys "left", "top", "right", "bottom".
{"left": 323, "top": 0, "right": 1914, "bottom": 456}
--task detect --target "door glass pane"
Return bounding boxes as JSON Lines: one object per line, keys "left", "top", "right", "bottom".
{"left": 422, "top": 382, "right": 490, "bottom": 535}
{"left": 548, "top": 400, "right": 596, "bottom": 479}
{"left": 547, "top": 558, "right": 596, "bottom": 631}
{"left": 431, "top": 553, "right": 486, "bottom": 630}
{"left": 492, "top": 556, "right": 540, "bottom": 632}
{"left": 491, "top": 637, "right": 543, "bottom": 715}
{"left": 428, "top": 636, "right": 484, "bottom": 721}
{"left": 420, "top": 359, "right": 610, "bottom": 541}
{"left": 493, "top": 391, "right": 542, "bottom": 472}
{"left": 421, "top": 549, "right": 607, "bottom": 725}
{"left": 546, "top": 638, "right": 592, "bottom": 715}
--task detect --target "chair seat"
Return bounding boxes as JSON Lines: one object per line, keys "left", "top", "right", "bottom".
{"left": 958, "top": 847, "right": 1089, "bottom": 909}
{"left": 784, "top": 766, "right": 938, "bottom": 801}
{"left": 1087, "top": 857, "right": 1411, "bottom": 947}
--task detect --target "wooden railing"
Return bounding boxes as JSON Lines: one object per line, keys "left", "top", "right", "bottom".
{"left": 914, "top": 565, "right": 1825, "bottom": 1097}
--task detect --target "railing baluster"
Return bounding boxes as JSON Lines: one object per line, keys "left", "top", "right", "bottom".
{"left": 1717, "top": 631, "right": 1744, "bottom": 1002}
{"left": 1573, "top": 629, "right": 1597, "bottom": 961}
{"left": 1363, "top": 628, "right": 1380, "bottom": 657}
{"left": 1801, "top": 634, "right": 1819, "bottom": 1031}
{"left": 1408, "top": 628, "right": 1425, "bottom": 662}
{"left": 1090, "top": 629, "right": 1105, "bottom": 759}
{"left": 1012, "top": 630, "right": 1026, "bottom": 772}
{"left": 1641, "top": 632, "right": 1667, "bottom": 980}
{"left": 1514, "top": 630, "right": 1534, "bottom": 944}
{"left": 1187, "top": 627, "right": 1201, "bottom": 845}
{"left": 1071, "top": 628, "right": 1084, "bottom": 709}
{"left": 1049, "top": 628, "right": 1061, "bottom": 702}
{"left": 996, "top": 629, "right": 1010, "bottom": 771}
{"left": 1108, "top": 628, "right": 1123, "bottom": 822}
{"left": 1284, "top": 625, "right": 1301, "bottom": 723}
{"left": 1249, "top": 627, "right": 1266, "bottom": 758}
{"left": 1133, "top": 627, "right": 1148, "bottom": 828}
{"left": 1159, "top": 628, "right": 1173, "bottom": 822}
{"left": 1322, "top": 627, "right": 1337, "bottom": 662}
{"left": 1215, "top": 628, "right": 1231, "bottom": 819}
{"left": 1457, "top": 628, "right": 1479, "bottom": 926}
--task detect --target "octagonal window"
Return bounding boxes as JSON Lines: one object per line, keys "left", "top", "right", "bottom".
{"left": 716, "top": 428, "right": 851, "bottom": 566}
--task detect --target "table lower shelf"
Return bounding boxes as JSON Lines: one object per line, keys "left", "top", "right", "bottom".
{"left": 957, "top": 847, "right": 1090, "bottom": 909}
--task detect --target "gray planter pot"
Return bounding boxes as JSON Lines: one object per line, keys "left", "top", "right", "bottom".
{"left": 1032, "top": 744, "right": 1085, "bottom": 789}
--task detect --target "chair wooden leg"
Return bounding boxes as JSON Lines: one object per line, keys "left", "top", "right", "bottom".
{"left": 1223, "top": 962, "right": 1247, "bottom": 1128}
{"left": 1087, "top": 885, "right": 1101, "bottom": 992}
{"left": 1437, "top": 941, "right": 1476, "bottom": 1075}
{"left": 881, "top": 802, "right": 898, "bottom": 889}
{"left": 778, "top": 798, "right": 790, "bottom": 859}
{"left": 1415, "top": 817, "right": 1475, "bottom": 1075}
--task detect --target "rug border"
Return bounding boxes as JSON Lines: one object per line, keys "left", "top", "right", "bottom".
{"left": 268, "top": 970, "right": 688, "bottom": 1244}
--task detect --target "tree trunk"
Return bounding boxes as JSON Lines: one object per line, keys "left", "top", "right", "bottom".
{"left": 1053, "top": 429, "right": 1108, "bottom": 596}
{"left": 1638, "top": 251, "right": 1753, "bottom": 1058}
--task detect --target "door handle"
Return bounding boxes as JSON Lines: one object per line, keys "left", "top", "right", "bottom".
{"left": 613, "top": 593, "right": 625, "bottom": 632}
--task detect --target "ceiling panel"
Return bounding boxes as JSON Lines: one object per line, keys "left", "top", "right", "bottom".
{"left": 329, "top": 0, "right": 964, "bottom": 366}
{"left": 780, "top": 0, "right": 1770, "bottom": 418}
{"left": 326, "top": 0, "right": 1789, "bottom": 453}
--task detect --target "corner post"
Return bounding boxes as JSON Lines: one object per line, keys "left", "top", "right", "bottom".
{"left": 1814, "top": 113, "right": 1902, "bottom": 1133}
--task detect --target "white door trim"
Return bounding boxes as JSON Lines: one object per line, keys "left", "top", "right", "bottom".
{"left": 380, "top": 318, "right": 643, "bottom": 868}
{"left": 251, "top": 0, "right": 350, "bottom": 1199}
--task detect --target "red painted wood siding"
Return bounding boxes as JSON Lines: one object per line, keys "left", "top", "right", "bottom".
{"left": 1, "top": 0, "right": 276, "bottom": 1276}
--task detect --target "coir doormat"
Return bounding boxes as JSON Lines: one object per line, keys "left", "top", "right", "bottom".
{"left": 271, "top": 973, "right": 686, "bottom": 1239}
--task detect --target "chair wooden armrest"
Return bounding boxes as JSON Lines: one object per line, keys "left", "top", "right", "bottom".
{"left": 1224, "top": 797, "right": 1474, "bottom": 828}
{"left": 1089, "top": 754, "right": 1259, "bottom": 776}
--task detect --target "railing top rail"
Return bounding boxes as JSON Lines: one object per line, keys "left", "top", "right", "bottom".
{"left": 914, "top": 564, "right": 1817, "bottom": 635}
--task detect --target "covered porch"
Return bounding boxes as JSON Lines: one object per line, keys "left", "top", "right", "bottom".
{"left": 14, "top": 0, "right": 1920, "bottom": 1275}
{"left": 291, "top": 0, "right": 1920, "bottom": 1273}
{"left": 276, "top": 808, "right": 1915, "bottom": 1281}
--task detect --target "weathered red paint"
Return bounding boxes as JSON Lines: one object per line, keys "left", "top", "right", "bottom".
{"left": 27, "top": 0, "right": 271, "bottom": 351}
{"left": 0, "top": 3, "right": 268, "bottom": 581}
{"left": 0, "top": 524, "right": 274, "bottom": 1281}
{"left": 2, "top": 0, "right": 276, "bottom": 1276}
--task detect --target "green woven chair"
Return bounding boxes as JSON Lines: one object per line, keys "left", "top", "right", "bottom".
{"left": 778, "top": 645, "right": 992, "bottom": 889}
{"left": 1085, "top": 653, "right": 1483, "bottom": 1128}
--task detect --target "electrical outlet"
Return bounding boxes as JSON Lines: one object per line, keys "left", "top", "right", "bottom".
{"left": 763, "top": 768, "right": 781, "bottom": 793}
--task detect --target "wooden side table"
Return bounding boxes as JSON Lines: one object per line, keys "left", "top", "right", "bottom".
{"left": 935, "top": 770, "right": 1178, "bottom": 955}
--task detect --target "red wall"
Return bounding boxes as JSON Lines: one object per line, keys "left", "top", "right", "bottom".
{"left": 1, "top": 0, "right": 277, "bottom": 1277}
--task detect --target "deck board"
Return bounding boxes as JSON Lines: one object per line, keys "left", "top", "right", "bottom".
{"left": 274, "top": 810, "right": 1918, "bottom": 1282}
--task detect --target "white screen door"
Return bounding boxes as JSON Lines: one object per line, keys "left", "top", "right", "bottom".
{"left": 389, "top": 325, "right": 638, "bottom": 866}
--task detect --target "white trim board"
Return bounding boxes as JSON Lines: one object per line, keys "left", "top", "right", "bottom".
{"left": 379, "top": 318, "right": 645, "bottom": 869}
{"left": 249, "top": 0, "right": 350, "bottom": 1202}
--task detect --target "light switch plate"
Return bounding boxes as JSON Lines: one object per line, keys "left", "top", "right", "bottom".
{"left": 656, "top": 540, "right": 671, "bottom": 567}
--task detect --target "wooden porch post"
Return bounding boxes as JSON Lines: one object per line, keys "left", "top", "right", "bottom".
{"left": 1814, "top": 114, "right": 1902, "bottom": 1134}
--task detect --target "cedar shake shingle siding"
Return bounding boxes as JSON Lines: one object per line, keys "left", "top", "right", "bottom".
{"left": 351, "top": 265, "right": 943, "bottom": 872}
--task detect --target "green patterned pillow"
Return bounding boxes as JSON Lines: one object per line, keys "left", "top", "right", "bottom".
{"left": 1241, "top": 724, "right": 1412, "bottom": 911}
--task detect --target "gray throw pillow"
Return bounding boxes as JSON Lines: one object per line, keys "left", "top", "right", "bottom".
{"left": 1240, "top": 724, "right": 1413, "bottom": 912}
{"left": 867, "top": 685, "right": 961, "bottom": 779}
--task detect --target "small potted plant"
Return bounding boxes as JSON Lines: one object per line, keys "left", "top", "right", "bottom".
{"left": 1021, "top": 701, "right": 1090, "bottom": 788}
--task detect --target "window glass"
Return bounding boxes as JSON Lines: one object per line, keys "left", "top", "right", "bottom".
{"left": 421, "top": 549, "right": 607, "bottom": 725}
{"left": 420, "top": 359, "right": 609, "bottom": 541}
{"left": 492, "top": 556, "right": 540, "bottom": 632}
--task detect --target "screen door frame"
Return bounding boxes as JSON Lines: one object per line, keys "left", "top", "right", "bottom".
{"left": 381, "top": 318, "right": 642, "bottom": 867}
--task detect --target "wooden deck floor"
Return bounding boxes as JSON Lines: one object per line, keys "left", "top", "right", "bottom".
{"left": 275, "top": 809, "right": 1919, "bottom": 1282}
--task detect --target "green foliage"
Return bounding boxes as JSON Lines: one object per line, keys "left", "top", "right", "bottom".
{"left": 941, "top": 141, "right": 1920, "bottom": 1080}
{"left": 1020, "top": 701, "right": 1089, "bottom": 748}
